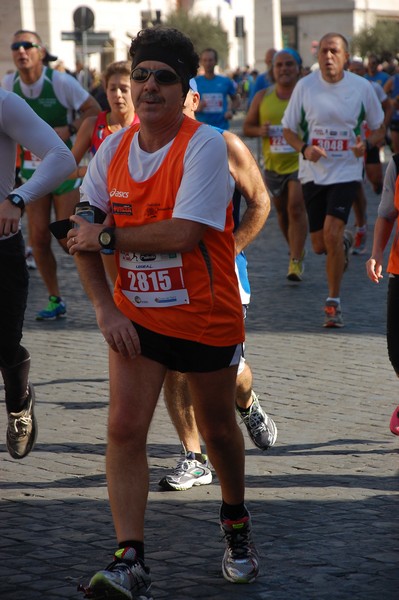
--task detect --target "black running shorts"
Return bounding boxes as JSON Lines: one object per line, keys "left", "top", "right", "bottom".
{"left": 132, "top": 321, "right": 242, "bottom": 373}
{"left": 302, "top": 181, "right": 360, "bottom": 233}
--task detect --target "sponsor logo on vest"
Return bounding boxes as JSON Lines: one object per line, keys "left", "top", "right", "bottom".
{"left": 38, "top": 98, "right": 58, "bottom": 108}
{"left": 113, "top": 202, "right": 132, "bottom": 215}
{"left": 145, "top": 206, "right": 158, "bottom": 218}
{"left": 110, "top": 188, "right": 129, "bottom": 198}
{"left": 140, "top": 254, "right": 156, "bottom": 261}
{"left": 155, "top": 296, "right": 178, "bottom": 303}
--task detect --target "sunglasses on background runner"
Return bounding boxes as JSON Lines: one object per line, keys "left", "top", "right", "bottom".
{"left": 131, "top": 68, "right": 181, "bottom": 85}
{"left": 11, "top": 41, "right": 41, "bottom": 51}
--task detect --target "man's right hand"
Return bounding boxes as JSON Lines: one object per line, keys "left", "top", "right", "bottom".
{"left": 366, "top": 256, "right": 384, "bottom": 284}
{"left": 96, "top": 305, "right": 142, "bottom": 359}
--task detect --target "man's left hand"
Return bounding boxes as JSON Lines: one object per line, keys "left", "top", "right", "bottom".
{"left": 67, "top": 214, "right": 104, "bottom": 254}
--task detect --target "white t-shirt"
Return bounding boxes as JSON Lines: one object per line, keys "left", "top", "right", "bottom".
{"left": 0, "top": 88, "right": 76, "bottom": 240}
{"left": 282, "top": 70, "right": 384, "bottom": 185}
{"left": 2, "top": 67, "right": 89, "bottom": 121}
{"left": 80, "top": 123, "right": 235, "bottom": 232}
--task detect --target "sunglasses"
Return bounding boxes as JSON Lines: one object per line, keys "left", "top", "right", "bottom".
{"left": 11, "top": 41, "right": 41, "bottom": 51}
{"left": 131, "top": 68, "right": 181, "bottom": 85}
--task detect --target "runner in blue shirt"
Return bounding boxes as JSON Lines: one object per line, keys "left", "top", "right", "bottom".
{"left": 364, "top": 54, "right": 390, "bottom": 87}
{"left": 195, "top": 48, "right": 240, "bottom": 130}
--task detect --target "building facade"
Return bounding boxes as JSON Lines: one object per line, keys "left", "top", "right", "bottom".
{"left": 280, "top": 0, "right": 399, "bottom": 69}
{"left": 0, "top": 0, "right": 397, "bottom": 79}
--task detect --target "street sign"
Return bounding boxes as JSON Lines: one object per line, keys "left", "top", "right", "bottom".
{"left": 61, "top": 32, "right": 78, "bottom": 41}
{"left": 61, "top": 31, "right": 111, "bottom": 45}
{"left": 73, "top": 6, "right": 95, "bottom": 32}
{"left": 84, "top": 32, "right": 110, "bottom": 45}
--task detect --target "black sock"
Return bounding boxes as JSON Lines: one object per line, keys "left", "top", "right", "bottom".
{"left": 236, "top": 393, "right": 254, "bottom": 415}
{"left": 221, "top": 501, "right": 247, "bottom": 521}
{"left": 118, "top": 540, "right": 144, "bottom": 563}
{"left": 236, "top": 404, "right": 250, "bottom": 415}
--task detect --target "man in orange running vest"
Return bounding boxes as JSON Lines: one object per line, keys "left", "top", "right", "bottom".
{"left": 67, "top": 27, "right": 259, "bottom": 599}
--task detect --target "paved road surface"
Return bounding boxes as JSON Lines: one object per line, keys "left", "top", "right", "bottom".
{"left": 1, "top": 117, "right": 398, "bottom": 599}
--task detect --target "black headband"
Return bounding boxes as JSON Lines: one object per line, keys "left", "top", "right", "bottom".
{"left": 131, "top": 44, "right": 190, "bottom": 94}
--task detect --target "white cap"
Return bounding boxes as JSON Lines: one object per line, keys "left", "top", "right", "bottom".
{"left": 189, "top": 78, "right": 198, "bottom": 92}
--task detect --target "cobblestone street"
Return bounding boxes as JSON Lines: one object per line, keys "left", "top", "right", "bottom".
{"left": 1, "top": 117, "right": 398, "bottom": 599}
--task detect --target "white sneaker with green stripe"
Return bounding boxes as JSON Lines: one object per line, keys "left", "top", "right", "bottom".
{"left": 158, "top": 447, "right": 212, "bottom": 491}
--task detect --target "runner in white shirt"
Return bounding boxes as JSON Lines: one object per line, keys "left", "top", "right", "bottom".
{"left": 0, "top": 88, "right": 75, "bottom": 460}
{"left": 282, "top": 32, "right": 385, "bottom": 327}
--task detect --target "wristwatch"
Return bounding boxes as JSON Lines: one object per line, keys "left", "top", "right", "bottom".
{"left": 98, "top": 227, "right": 116, "bottom": 250}
{"left": 7, "top": 193, "right": 25, "bottom": 215}
{"left": 68, "top": 123, "right": 77, "bottom": 136}
{"left": 300, "top": 143, "right": 308, "bottom": 159}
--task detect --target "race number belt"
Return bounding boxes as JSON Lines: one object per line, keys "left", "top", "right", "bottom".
{"left": 119, "top": 251, "right": 189, "bottom": 307}
{"left": 311, "top": 138, "right": 349, "bottom": 152}
{"left": 269, "top": 125, "right": 294, "bottom": 153}
{"left": 311, "top": 127, "right": 350, "bottom": 156}
{"left": 202, "top": 93, "right": 223, "bottom": 113}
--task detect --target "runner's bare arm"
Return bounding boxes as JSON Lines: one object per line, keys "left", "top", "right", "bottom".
{"left": 223, "top": 131, "right": 270, "bottom": 253}
{"left": 283, "top": 127, "right": 327, "bottom": 161}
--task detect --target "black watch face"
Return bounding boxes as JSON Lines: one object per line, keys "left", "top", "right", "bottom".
{"left": 9, "top": 195, "right": 23, "bottom": 208}
{"left": 101, "top": 232, "right": 112, "bottom": 246}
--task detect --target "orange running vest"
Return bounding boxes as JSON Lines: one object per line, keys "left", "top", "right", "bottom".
{"left": 107, "top": 116, "right": 244, "bottom": 346}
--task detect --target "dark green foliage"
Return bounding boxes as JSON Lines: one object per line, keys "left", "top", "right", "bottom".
{"left": 162, "top": 10, "right": 229, "bottom": 68}
{"left": 351, "top": 21, "right": 399, "bottom": 62}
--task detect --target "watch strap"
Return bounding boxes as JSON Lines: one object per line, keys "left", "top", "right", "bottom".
{"left": 300, "top": 143, "right": 308, "bottom": 159}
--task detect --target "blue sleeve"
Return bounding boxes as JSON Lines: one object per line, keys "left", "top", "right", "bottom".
{"left": 248, "top": 73, "right": 269, "bottom": 104}
{"left": 228, "top": 79, "right": 237, "bottom": 96}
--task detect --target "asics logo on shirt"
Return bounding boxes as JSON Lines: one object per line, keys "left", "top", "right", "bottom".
{"left": 110, "top": 188, "right": 129, "bottom": 198}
